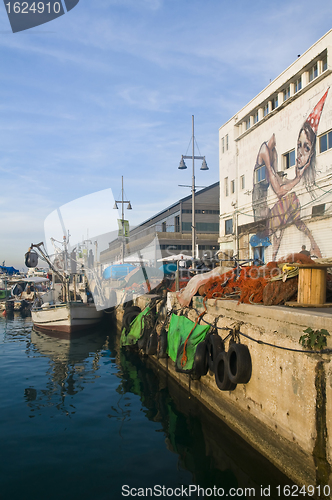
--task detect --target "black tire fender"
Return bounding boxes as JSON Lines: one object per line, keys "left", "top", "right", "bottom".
{"left": 122, "top": 306, "right": 141, "bottom": 330}
{"left": 228, "top": 343, "right": 252, "bottom": 384}
{"left": 137, "top": 329, "right": 149, "bottom": 351}
{"left": 146, "top": 331, "right": 158, "bottom": 355}
{"left": 193, "top": 341, "right": 208, "bottom": 378}
{"left": 158, "top": 328, "right": 168, "bottom": 358}
{"left": 208, "top": 334, "right": 224, "bottom": 373}
{"left": 215, "top": 352, "right": 237, "bottom": 391}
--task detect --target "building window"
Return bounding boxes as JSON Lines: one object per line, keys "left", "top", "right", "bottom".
{"left": 182, "top": 208, "right": 218, "bottom": 214}
{"left": 222, "top": 137, "right": 224, "bottom": 154}
{"left": 263, "top": 103, "right": 268, "bottom": 117}
{"left": 294, "top": 77, "right": 302, "bottom": 93}
{"left": 196, "top": 222, "right": 219, "bottom": 232}
{"left": 196, "top": 209, "right": 218, "bottom": 214}
{"left": 283, "top": 86, "right": 290, "bottom": 101}
{"left": 323, "top": 55, "right": 327, "bottom": 72}
{"left": 198, "top": 245, "right": 217, "bottom": 250}
{"left": 253, "top": 110, "right": 259, "bottom": 124}
{"left": 175, "top": 216, "right": 180, "bottom": 233}
{"left": 225, "top": 219, "right": 233, "bottom": 235}
{"left": 319, "top": 130, "right": 332, "bottom": 153}
{"left": 284, "top": 149, "right": 295, "bottom": 169}
{"left": 161, "top": 244, "right": 192, "bottom": 251}
{"left": 312, "top": 204, "right": 325, "bottom": 217}
{"left": 182, "top": 222, "right": 191, "bottom": 232}
{"left": 240, "top": 175, "right": 245, "bottom": 190}
{"left": 255, "top": 165, "right": 266, "bottom": 184}
{"left": 309, "top": 63, "right": 318, "bottom": 82}
{"left": 245, "top": 118, "right": 250, "bottom": 130}
{"left": 230, "top": 179, "right": 235, "bottom": 194}
{"left": 271, "top": 96, "right": 278, "bottom": 110}
{"left": 225, "top": 177, "right": 229, "bottom": 197}
{"left": 226, "top": 134, "right": 229, "bottom": 151}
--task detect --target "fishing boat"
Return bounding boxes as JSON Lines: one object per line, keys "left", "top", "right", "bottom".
{"left": 26, "top": 242, "right": 103, "bottom": 337}
{"left": 0, "top": 277, "right": 10, "bottom": 300}
{"left": 31, "top": 301, "right": 103, "bottom": 336}
{"left": 0, "top": 266, "right": 23, "bottom": 300}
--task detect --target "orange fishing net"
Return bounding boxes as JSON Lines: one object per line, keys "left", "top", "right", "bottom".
{"left": 199, "top": 266, "right": 271, "bottom": 304}
{"left": 168, "top": 279, "right": 190, "bottom": 292}
{"left": 197, "top": 254, "right": 316, "bottom": 305}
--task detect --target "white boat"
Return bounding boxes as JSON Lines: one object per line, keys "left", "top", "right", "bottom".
{"left": 26, "top": 242, "right": 104, "bottom": 337}
{"left": 31, "top": 301, "right": 103, "bottom": 336}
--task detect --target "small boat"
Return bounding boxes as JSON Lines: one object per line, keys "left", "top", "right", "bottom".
{"left": 0, "top": 267, "right": 23, "bottom": 300}
{"left": 31, "top": 301, "right": 103, "bottom": 337}
{"left": 26, "top": 242, "right": 103, "bottom": 337}
{"left": 0, "top": 278, "right": 11, "bottom": 300}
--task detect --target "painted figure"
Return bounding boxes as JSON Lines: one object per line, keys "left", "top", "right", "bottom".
{"left": 252, "top": 89, "right": 329, "bottom": 260}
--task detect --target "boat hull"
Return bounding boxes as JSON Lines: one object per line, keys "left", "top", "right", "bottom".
{"left": 31, "top": 302, "right": 103, "bottom": 337}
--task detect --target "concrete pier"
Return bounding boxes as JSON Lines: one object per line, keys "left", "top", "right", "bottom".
{"left": 114, "top": 293, "right": 332, "bottom": 491}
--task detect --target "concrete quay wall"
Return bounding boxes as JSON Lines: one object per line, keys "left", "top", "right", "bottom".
{"left": 115, "top": 293, "right": 332, "bottom": 490}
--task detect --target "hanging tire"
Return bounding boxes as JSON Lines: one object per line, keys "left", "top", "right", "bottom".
{"left": 158, "top": 328, "right": 168, "bottom": 358}
{"left": 215, "top": 352, "right": 237, "bottom": 391}
{"left": 207, "top": 334, "right": 224, "bottom": 373}
{"left": 122, "top": 306, "right": 141, "bottom": 330}
{"left": 146, "top": 331, "right": 158, "bottom": 355}
{"left": 193, "top": 341, "right": 208, "bottom": 378}
{"left": 227, "top": 343, "right": 252, "bottom": 384}
{"left": 137, "top": 329, "right": 149, "bottom": 351}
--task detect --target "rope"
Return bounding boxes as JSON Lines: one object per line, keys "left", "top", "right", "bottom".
{"left": 183, "top": 306, "right": 332, "bottom": 355}
{"left": 180, "top": 297, "right": 208, "bottom": 367}
{"left": 238, "top": 329, "right": 332, "bottom": 354}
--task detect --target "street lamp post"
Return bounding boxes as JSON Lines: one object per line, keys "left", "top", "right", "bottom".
{"left": 113, "top": 176, "right": 132, "bottom": 263}
{"left": 179, "top": 115, "right": 208, "bottom": 265}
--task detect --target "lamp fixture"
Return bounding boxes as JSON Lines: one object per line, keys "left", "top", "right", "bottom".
{"left": 200, "top": 157, "right": 209, "bottom": 171}
{"left": 179, "top": 156, "right": 187, "bottom": 170}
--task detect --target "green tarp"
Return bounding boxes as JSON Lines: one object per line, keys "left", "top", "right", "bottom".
{"left": 167, "top": 314, "right": 210, "bottom": 371}
{"left": 120, "top": 306, "right": 151, "bottom": 347}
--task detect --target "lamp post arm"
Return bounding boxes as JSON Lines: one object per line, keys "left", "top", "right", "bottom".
{"left": 182, "top": 155, "right": 205, "bottom": 160}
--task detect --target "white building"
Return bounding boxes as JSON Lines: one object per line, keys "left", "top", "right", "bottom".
{"left": 219, "top": 29, "right": 332, "bottom": 264}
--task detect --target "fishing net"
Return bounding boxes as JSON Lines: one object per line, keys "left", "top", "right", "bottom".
{"left": 263, "top": 277, "right": 298, "bottom": 305}
{"left": 184, "top": 253, "right": 318, "bottom": 306}
{"left": 167, "top": 279, "right": 190, "bottom": 292}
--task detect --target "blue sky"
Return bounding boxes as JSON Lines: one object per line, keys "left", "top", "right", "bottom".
{"left": 1, "top": 0, "right": 332, "bottom": 269}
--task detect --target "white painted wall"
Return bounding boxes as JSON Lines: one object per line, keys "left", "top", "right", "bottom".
{"left": 219, "top": 30, "right": 332, "bottom": 261}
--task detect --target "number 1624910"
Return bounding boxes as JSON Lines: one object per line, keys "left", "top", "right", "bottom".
{"left": 5, "top": 2, "right": 62, "bottom": 14}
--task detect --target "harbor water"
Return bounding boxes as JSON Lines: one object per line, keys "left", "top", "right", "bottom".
{"left": 0, "top": 313, "right": 295, "bottom": 500}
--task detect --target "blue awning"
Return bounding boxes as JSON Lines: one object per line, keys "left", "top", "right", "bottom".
{"left": 0, "top": 266, "right": 19, "bottom": 275}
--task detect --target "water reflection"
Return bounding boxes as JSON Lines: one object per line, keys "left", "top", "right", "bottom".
{"left": 117, "top": 348, "right": 294, "bottom": 497}
{"left": 1, "top": 311, "right": 34, "bottom": 342}
{"left": 2, "top": 313, "right": 295, "bottom": 497}
{"left": 26, "top": 326, "right": 109, "bottom": 416}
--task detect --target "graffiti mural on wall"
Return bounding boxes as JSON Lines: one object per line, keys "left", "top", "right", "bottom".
{"left": 252, "top": 89, "right": 329, "bottom": 261}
